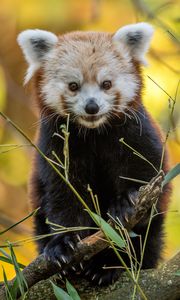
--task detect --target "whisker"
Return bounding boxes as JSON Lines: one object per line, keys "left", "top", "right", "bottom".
{"left": 55, "top": 115, "right": 61, "bottom": 132}
{"left": 129, "top": 105, "right": 145, "bottom": 118}
{"left": 31, "top": 112, "right": 57, "bottom": 128}
{"left": 126, "top": 107, "right": 139, "bottom": 124}
{"left": 111, "top": 104, "right": 143, "bottom": 133}
{"left": 126, "top": 107, "right": 143, "bottom": 136}
{"left": 112, "top": 108, "right": 132, "bottom": 120}
{"left": 110, "top": 109, "right": 128, "bottom": 125}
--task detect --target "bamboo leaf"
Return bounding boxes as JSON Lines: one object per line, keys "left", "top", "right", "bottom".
{"left": 9, "top": 243, "right": 28, "bottom": 296}
{"left": 0, "top": 255, "right": 25, "bottom": 269}
{"left": 0, "top": 247, "right": 11, "bottom": 258}
{"left": 174, "top": 270, "right": 180, "bottom": 276}
{"left": 0, "top": 248, "right": 25, "bottom": 268}
{"left": 2, "top": 267, "right": 14, "bottom": 300}
{"left": 51, "top": 281, "right": 72, "bottom": 300}
{"left": 66, "top": 279, "right": 81, "bottom": 300}
{"left": 89, "top": 212, "right": 125, "bottom": 248}
{"left": 10, "top": 278, "right": 19, "bottom": 300}
{"left": 163, "top": 163, "right": 180, "bottom": 186}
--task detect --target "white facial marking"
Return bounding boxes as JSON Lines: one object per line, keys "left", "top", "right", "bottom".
{"left": 114, "top": 73, "right": 140, "bottom": 105}
{"left": 78, "top": 115, "right": 107, "bottom": 129}
{"left": 42, "top": 81, "right": 65, "bottom": 111}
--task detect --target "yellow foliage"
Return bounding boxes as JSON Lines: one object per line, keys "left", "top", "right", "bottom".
{"left": 0, "top": 67, "right": 6, "bottom": 112}
{"left": 0, "top": 144, "right": 29, "bottom": 186}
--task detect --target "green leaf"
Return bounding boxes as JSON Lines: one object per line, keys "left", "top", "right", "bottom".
{"left": 0, "top": 247, "right": 25, "bottom": 269}
{"left": 0, "top": 255, "right": 25, "bottom": 269}
{"left": 174, "top": 270, "right": 180, "bottom": 276}
{"left": 9, "top": 243, "right": 28, "bottom": 297}
{"left": 163, "top": 163, "right": 180, "bottom": 186}
{"left": 51, "top": 281, "right": 72, "bottom": 300}
{"left": 2, "top": 267, "right": 20, "bottom": 300}
{"left": 2, "top": 267, "right": 14, "bottom": 300}
{"left": 10, "top": 278, "right": 19, "bottom": 300}
{"left": 0, "top": 247, "right": 11, "bottom": 258}
{"left": 89, "top": 212, "right": 125, "bottom": 248}
{"left": 66, "top": 279, "right": 81, "bottom": 300}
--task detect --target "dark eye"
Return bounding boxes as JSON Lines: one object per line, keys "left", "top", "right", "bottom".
{"left": 68, "top": 82, "right": 79, "bottom": 92}
{"left": 101, "top": 80, "right": 112, "bottom": 90}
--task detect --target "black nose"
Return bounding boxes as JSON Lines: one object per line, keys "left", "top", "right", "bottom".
{"left": 85, "top": 98, "right": 99, "bottom": 115}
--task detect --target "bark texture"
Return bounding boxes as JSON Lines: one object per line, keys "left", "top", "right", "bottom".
{"left": 22, "top": 251, "right": 180, "bottom": 300}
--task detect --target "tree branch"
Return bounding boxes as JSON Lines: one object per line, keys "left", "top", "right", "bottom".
{"left": 0, "top": 171, "right": 168, "bottom": 299}
{"left": 21, "top": 251, "right": 180, "bottom": 300}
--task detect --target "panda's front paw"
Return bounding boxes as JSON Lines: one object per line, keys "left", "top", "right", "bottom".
{"left": 44, "top": 235, "right": 77, "bottom": 273}
{"left": 83, "top": 260, "right": 119, "bottom": 286}
{"left": 108, "top": 188, "right": 139, "bottom": 226}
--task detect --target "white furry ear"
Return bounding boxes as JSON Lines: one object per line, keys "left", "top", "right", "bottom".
{"left": 113, "top": 23, "right": 154, "bottom": 64}
{"left": 17, "top": 29, "right": 58, "bottom": 83}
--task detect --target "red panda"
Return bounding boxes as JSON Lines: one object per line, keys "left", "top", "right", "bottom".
{"left": 17, "top": 23, "right": 170, "bottom": 286}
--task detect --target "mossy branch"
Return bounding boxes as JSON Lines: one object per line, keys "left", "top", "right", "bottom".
{"left": 20, "top": 251, "right": 180, "bottom": 300}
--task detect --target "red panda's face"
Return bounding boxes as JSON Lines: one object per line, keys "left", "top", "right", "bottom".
{"left": 41, "top": 32, "right": 141, "bottom": 128}
{"left": 18, "top": 24, "right": 154, "bottom": 128}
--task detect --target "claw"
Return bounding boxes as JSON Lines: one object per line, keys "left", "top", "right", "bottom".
{"left": 98, "top": 278, "right": 102, "bottom": 285}
{"left": 61, "top": 255, "right": 67, "bottom": 264}
{"left": 62, "top": 270, "right": 67, "bottom": 276}
{"left": 80, "top": 262, "right": 83, "bottom": 270}
{"left": 92, "top": 274, "right": 97, "bottom": 281}
{"left": 72, "top": 266, "right": 76, "bottom": 271}
{"left": 68, "top": 241, "right": 75, "bottom": 251}
{"left": 85, "top": 270, "right": 90, "bottom": 276}
{"left": 76, "top": 234, "right": 81, "bottom": 242}
{"left": 56, "top": 260, "right": 62, "bottom": 268}
{"left": 124, "top": 213, "right": 129, "bottom": 223}
{"left": 129, "top": 195, "right": 135, "bottom": 205}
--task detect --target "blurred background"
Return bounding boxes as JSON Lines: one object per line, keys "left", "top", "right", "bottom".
{"left": 0, "top": 0, "right": 179, "bottom": 280}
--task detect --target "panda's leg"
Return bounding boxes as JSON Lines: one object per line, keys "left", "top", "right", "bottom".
{"left": 34, "top": 208, "right": 51, "bottom": 254}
